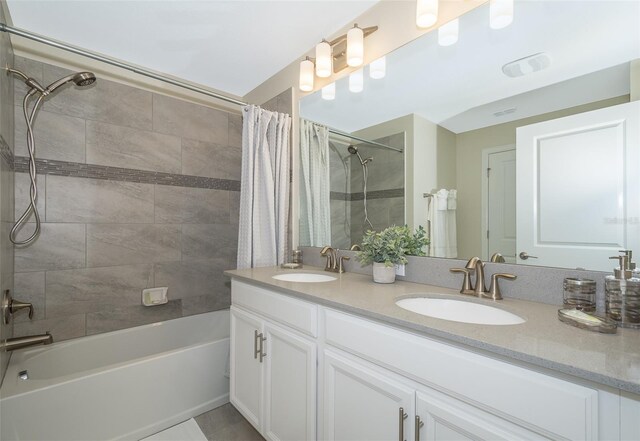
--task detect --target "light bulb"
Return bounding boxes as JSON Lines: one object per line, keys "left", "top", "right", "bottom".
{"left": 299, "top": 58, "right": 314, "bottom": 92}
{"left": 438, "top": 18, "right": 459, "bottom": 46}
{"left": 369, "top": 56, "right": 386, "bottom": 79}
{"left": 347, "top": 25, "right": 364, "bottom": 67}
{"left": 490, "top": 0, "right": 514, "bottom": 30}
{"left": 315, "top": 40, "right": 332, "bottom": 78}
{"left": 322, "top": 83, "right": 336, "bottom": 100}
{"left": 416, "top": 0, "right": 439, "bottom": 28}
{"left": 349, "top": 69, "right": 363, "bottom": 93}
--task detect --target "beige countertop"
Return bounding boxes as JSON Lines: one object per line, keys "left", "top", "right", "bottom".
{"left": 225, "top": 266, "right": 640, "bottom": 394}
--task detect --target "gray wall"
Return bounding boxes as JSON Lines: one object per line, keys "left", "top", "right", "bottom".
{"left": 0, "top": 2, "right": 15, "bottom": 383}
{"left": 12, "top": 56, "right": 242, "bottom": 341}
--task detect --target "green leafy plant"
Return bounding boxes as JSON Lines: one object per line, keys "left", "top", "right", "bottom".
{"left": 356, "top": 225, "right": 429, "bottom": 267}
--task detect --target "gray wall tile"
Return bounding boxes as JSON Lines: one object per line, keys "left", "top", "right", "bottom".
{"left": 155, "top": 185, "right": 229, "bottom": 224}
{"left": 182, "top": 224, "right": 238, "bottom": 261}
{"left": 86, "top": 120, "right": 181, "bottom": 173}
{"left": 87, "top": 224, "right": 181, "bottom": 267}
{"left": 230, "top": 192, "right": 240, "bottom": 225}
{"left": 46, "top": 264, "right": 153, "bottom": 317}
{"left": 182, "top": 293, "right": 230, "bottom": 317}
{"left": 15, "top": 109, "right": 85, "bottom": 162}
{"left": 181, "top": 138, "right": 241, "bottom": 180}
{"left": 154, "top": 258, "right": 229, "bottom": 299}
{"left": 14, "top": 272, "right": 45, "bottom": 322}
{"left": 15, "top": 172, "right": 45, "bottom": 223}
{"left": 86, "top": 300, "right": 182, "bottom": 335}
{"left": 47, "top": 175, "right": 154, "bottom": 223}
{"left": 15, "top": 223, "right": 85, "bottom": 272}
{"left": 42, "top": 64, "right": 153, "bottom": 130}
{"left": 14, "top": 313, "right": 85, "bottom": 342}
{"left": 228, "top": 113, "right": 242, "bottom": 148}
{"left": 153, "top": 94, "right": 228, "bottom": 145}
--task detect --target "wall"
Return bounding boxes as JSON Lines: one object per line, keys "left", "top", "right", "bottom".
{"left": 12, "top": 56, "right": 242, "bottom": 341}
{"left": 631, "top": 60, "right": 640, "bottom": 101}
{"left": 455, "top": 95, "right": 631, "bottom": 259}
{"left": 0, "top": 0, "right": 15, "bottom": 383}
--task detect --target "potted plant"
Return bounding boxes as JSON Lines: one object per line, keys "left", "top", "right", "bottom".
{"left": 356, "top": 225, "right": 429, "bottom": 283}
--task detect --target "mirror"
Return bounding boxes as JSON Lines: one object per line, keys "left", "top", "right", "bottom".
{"left": 298, "top": 0, "right": 640, "bottom": 271}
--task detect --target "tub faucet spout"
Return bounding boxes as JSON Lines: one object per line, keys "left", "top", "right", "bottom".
{"left": 0, "top": 332, "right": 53, "bottom": 352}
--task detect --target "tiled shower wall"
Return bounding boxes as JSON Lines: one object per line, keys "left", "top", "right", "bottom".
{"left": 328, "top": 132, "right": 405, "bottom": 249}
{"left": 0, "top": 2, "right": 15, "bottom": 382}
{"left": 12, "top": 56, "right": 242, "bottom": 341}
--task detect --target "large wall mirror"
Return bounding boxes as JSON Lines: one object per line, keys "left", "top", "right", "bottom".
{"left": 298, "top": 0, "right": 640, "bottom": 272}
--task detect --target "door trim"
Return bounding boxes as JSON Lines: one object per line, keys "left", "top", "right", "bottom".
{"left": 481, "top": 144, "right": 515, "bottom": 260}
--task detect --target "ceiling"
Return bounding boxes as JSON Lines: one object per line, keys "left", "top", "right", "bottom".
{"left": 6, "top": 0, "right": 377, "bottom": 97}
{"left": 300, "top": 0, "right": 640, "bottom": 134}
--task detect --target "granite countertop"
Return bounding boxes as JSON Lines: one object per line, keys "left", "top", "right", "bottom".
{"left": 225, "top": 266, "right": 640, "bottom": 394}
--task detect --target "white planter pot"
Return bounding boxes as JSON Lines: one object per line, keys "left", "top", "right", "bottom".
{"left": 373, "top": 262, "right": 396, "bottom": 284}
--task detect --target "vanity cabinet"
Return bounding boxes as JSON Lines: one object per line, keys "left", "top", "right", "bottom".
{"left": 230, "top": 281, "right": 317, "bottom": 441}
{"left": 230, "top": 279, "right": 636, "bottom": 441}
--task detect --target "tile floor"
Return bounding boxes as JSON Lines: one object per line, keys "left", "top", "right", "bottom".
{"left": 195, "top": 403, "right": 264, "bottom": 441}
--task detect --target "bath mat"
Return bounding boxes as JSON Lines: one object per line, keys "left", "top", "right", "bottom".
{"left": 142, "top": 418, "right": 207, "bottom": 441}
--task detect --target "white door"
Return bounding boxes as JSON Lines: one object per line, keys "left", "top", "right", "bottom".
{"left": 322, "top": 349, "right": 415, "bottom": 441}
{"left": 415, "top": 389, "right": 541, "bottom": 441}
{"left": 516, "top": 101, "right": 639, "bottom": 270}
{"left": 487, "top": 149, "right": 517, "bottom": 263}
{"left": 263, "top": 322, "right": 316, "bottom": 441}
{"left": 230, "top": 306, "right": 264, "bottom": 431}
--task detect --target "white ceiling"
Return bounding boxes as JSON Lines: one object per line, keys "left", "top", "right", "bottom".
{"left": 6, "top": 0, "right": 377, "bottom": 97}
{"left": 300, "top": 0, "right": 640, "bottom": 134}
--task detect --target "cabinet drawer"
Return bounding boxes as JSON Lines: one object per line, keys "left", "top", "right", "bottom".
{"left": 323, "top": 308, "right": 598, "bottom": 440}
{"left": 232, "top": 280, "right": 318, "bottom": 337}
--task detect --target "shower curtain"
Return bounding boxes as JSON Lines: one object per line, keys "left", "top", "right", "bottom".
{"left": 299, "top": 119, "right": 331, "bottom": 247}
{"left": 237, "top": 105, "right": 292, "bottom": 269}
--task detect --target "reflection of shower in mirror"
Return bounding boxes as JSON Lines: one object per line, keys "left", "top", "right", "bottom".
{"left": 348, "top": 145, "right": 374, "bottom": 230}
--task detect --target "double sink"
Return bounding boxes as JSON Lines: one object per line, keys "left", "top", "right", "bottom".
{"left": 271, "top": 273, "right": 525, "bottom": 326}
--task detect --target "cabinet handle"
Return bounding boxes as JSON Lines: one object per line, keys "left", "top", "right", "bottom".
{"left": 414, "top": 416, "right": 424, "bottom": 441}
{"left": 259, "top": 334, "right": 267, "bottom": 363}
{"left": 398, "top": 407, "right": 408, "bottom": 441}
{"left": 254, "top": 330, "right": 261, "bottom": 360}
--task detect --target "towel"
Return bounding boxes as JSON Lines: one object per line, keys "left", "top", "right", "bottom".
{"left": 427, "top": 188, "right": 457, "bottom": 258}
{"left": 436, "top": 189, "right": 449, "bottom": 211}
{"left": 447, "top": 189, "right": 457, "bottom": 210}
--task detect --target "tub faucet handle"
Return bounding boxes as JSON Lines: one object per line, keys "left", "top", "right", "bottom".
{"left": 11, "top": 299, "right": 34, "bottom": 320}
{"left": 2, "top": 290, "right": 34, "bottom": 324}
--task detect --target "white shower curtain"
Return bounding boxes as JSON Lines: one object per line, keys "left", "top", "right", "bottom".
{"left": 237, "top": 105, "right": 292, "bottom": 269}
{"left": 299, "top": 119, "right": 331, "bottom": 247}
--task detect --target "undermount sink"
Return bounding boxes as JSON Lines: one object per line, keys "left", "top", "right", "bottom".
{"left": 272, "top": 273, "right": 337, "bottom": 283}
{"left": 396, "top": 297, "right": 525, "bottom": 325}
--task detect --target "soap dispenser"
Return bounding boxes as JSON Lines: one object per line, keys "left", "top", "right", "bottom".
{"left": 605, "top": 252, "right": 640, "bottom": 328}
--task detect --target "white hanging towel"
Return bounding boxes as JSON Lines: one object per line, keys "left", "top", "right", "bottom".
{"left": 427, "top": 189, "right": 457, "bottom": 258}
{"left": 446, "top": 189, "right": 457, "bottom": 258}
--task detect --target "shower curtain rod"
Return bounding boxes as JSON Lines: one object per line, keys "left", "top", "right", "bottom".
{"left": 327, "top": 128, "right": 403, "bottom": 153}
{"left": 0, "top": 23, "right": 249, "bottom": 107}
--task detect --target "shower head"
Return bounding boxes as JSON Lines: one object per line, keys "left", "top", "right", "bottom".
{"left": 347, "top": 145, "right": 358, "bottom": 154}
{"left": 348, "top": 144, "right": 373, "bottom": 165}
{"left": 45, "top": 71, "right": 96, "bottom": 94}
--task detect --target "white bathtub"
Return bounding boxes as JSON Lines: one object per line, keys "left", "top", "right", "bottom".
{"left": 0, "top": 310, "right": 230, "bottom": 441}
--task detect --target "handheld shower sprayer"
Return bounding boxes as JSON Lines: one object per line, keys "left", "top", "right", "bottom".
{"left": 347, "top": 144, "right": 373, "bottom": 165}
{"left": 347, "top": 145, "right": 374, "bottom": 230}
{"left": 7, "top": 67, "right": 96, "bottom": 246}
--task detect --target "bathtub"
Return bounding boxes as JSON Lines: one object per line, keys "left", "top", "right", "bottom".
{"left": 0, "top": 310, "right": 230, "bottom": 441}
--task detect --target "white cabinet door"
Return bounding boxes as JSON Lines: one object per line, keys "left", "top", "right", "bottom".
{"left": 516, "top": 101, "right": 639, "bottom": 271}
{"left": 416, "top": 390, "right": 544, "bottom": 441}
{"left": 263, "top": 322, "right": 317, "bottom": 441}
{"left": 230, "top": 306, "right": 264, "bottom": 431}
{"left": 323, "top": 349, "right": 415, "bottom": 441}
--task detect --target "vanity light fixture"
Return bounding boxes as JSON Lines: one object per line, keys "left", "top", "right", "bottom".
{"left": 299, "top": 57, "right": 315, "bottom": 92}
{"left": 438, "top": 18, "right": 459, "bottom": 46}
{"left": 315, "top": 40, "right": 332, "bottom": 78}
{"left": 416, "top": 0, "right": 439, "bottom": 28}
{"left": 322, "top": 82, "right": 336, "bottom": 100}
{"left": 347, "top": 24, "right": 364, "bottom": 67}
{"left": 349, "top": 69, "right": 364, "bottom": 93}
{"left": 369, "top": 56, "right": 386, "bottom": 79}
{"left": 490, "top": 0, "right": 514, "bottom": 30}
{"left": 298, "top": 24, "right": 378, "bottom": 92}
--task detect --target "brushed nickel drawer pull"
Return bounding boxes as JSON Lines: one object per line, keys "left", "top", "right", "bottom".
{"left": 415, "top": 415, "right": 424, "bottom": 441}
{"left": 399, "top": 407, "right": 408, "bottom": 441}
{"left": 259, "top": 334, "right": 267, "bottom": 363}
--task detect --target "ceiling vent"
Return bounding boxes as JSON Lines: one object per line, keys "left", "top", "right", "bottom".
{"left": 502, "top": 53, "right": 551, "bottom": 78}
